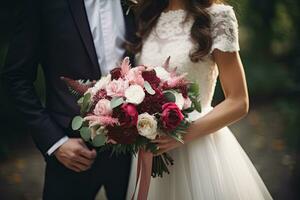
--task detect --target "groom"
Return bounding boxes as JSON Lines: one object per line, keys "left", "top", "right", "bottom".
{"left": 1, "top": 0, "right": 136, "bottom": 199}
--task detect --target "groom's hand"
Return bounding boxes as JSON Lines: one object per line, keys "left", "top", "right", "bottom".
{"left": 54, "top": 138, "right": 97, "bottom": 172}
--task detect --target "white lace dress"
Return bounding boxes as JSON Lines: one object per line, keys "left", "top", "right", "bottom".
{"left": 127, "top": 4, "right": 273, "bottom": 200}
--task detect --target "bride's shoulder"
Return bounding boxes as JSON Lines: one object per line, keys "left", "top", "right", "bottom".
{"left": 206, "top": 3, "right": 236, "bottom": 19}
{"left": 206, "top": 4, "right": 240, "bottom": 53}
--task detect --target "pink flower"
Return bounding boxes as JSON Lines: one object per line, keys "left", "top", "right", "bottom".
{"left": 166, "top": 73, "right": 188, "bottom": 88}
{"left": 120, "top": 57, "right": 131, "bottom": 76}
{"left": 125, "top": 68, "right": 145, "bottom": 86}
{"left": 84, "top": 115, "right": 119, "bottom": 127}
{"left": 93, "top": 99, "right": 112, "bottom": 116}
{"left": 106, "top": 78, "right": 129, "bottom": 97}
{"left": 183, "top": 97, "right": 192, "bottom": 110}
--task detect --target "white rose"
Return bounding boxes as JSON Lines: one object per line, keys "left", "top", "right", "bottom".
{"left": 95, "top": 74, "right": 111, "bottom": 90}
{"left": 87, "top": 74, "right": 112, "bottom": 96}
{"left": 154, "top": 66, "right": 171, "bottom": 81}
{"left": 125, "top": 85, "right": 145, "bottom": 104}
{"left": 174, "top": 92, "right": 185, "bottom": 110}
{"left": 137, "top": 113, "right": 158, "bottom": 140}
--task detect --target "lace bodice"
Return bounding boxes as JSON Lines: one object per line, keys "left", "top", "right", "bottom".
{"left": 136, "top": 4, "right": 239, "bottom": 109}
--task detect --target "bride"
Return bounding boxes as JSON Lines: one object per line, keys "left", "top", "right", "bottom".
{"left": 126, "top": 0, "right": 273, "bottom": 199}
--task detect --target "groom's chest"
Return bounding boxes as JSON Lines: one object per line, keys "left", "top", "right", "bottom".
{"left": 40, "top": 0, "right": 135, "bottom": 77}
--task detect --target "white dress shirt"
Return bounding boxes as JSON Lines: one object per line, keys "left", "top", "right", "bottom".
{"left": 47, "top": 0, "right": 126, "bottom": 155}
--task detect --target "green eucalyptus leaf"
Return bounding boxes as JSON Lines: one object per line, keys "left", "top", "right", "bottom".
{"left": 111, "top": 97, "right": 124, "bottom": 109}
{"left": 144, "top": 81, "right": 156, "bottom": 95}
{"left": 77, "top": 97, "right": 84, "bottom": 104}
{"left": 83, "top": 93, "right": 91, "bottom": 104}
{"left": 80, "top": 127, "right": 91, "bottom": 142}
{"left": 92, "top": 134, "right": 107, "bottom": 147}
{"left": 163, "top": 91, "right": 176, "bottom": 102}
{"left": 72, "top": 116, "right": 83, "bottom": 130}
{"left": 80, "top": 93, "right": 92, "bottom": 114}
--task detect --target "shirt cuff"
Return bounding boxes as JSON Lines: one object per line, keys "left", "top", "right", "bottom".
{"left": 47, "top": 136, "right": 69, "bottom": 155}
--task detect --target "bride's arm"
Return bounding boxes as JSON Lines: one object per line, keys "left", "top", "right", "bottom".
{"left": 154, "top": 50, "right": 249, "bottom": 154}
{"left": 185, "top": 50, "right": 249, "bottom": 140}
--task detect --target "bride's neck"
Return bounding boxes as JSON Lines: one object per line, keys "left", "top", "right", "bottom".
{"left": 166, "top": 0, "right": 186, "bottom": 11}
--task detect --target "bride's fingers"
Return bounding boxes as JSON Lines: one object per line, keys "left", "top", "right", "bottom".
{"left": 157, "top": 143, "right": 171, "bottom": 150}
{"left": 152, "top": 137, "right": 171, "bottom": 144}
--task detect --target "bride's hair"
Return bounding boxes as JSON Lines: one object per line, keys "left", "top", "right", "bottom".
{"left": 126, "top": 0, "right": 223, "bottom": 62}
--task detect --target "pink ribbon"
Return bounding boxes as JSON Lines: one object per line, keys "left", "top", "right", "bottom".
{"left": 131, "top": 149, "right": 153, "bottom": 200}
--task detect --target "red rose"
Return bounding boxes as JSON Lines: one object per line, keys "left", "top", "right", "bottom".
{"left": 107, "top": 126, "right": 139, "bottom": 144}
{"left": 161, "top": 102, "right": 184, "bottom": 130}
{"left": 110, "top": 67, "right": 122, "bottom": 80}
{"left": 115, "top": 103, "right": 138, "bottom": 128}
{"left": 142, "top": 70, "right": 161, "bottom": 88}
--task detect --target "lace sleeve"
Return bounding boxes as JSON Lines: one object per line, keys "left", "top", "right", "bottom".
{"left": 208, "top": 4, "right": 240, "bottom": 53}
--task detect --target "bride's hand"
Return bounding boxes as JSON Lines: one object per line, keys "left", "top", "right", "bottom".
{"left": 152, "top": 135, "right": 183, "bottom": 155}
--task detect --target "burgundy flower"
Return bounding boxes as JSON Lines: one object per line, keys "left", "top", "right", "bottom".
{"left": 138, "top": 88, "right": 167, "bottom": 114}
{"left": 114, "top": 103, "right": 138, "bottom": 128}
{"left": 142, "top": 70, "right": 161, "bottom": 88}
{"left": 107, "top": 126, "right": 139, "bottom": 144}
{"left": 178, "top": 84, "right": 188, "bottom": 98}
{"left": 161, "top": 102, "right": 184, "bottom": 130}
{"left": 92, "top": 89, "right": 108, "bottom": 103}
{"left": 110, "top": 67, "right": 122, "bottom": 80}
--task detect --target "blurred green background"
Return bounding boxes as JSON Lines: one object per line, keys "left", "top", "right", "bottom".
{"left": 0, "top": 0, "right": 299, "bottom": 199}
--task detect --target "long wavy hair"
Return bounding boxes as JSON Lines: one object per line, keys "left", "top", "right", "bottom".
{"left": 126, "top": 0, "right": 223, "bottom": 62}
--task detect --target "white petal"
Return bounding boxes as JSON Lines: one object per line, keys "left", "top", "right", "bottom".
{"left": 174, "top": 92, "right": 185, "bottom": 110}
{"left": 154, "top": 67, "right": 171, "bottom": 81}
{"left": 125, "top": 85, "right": 145, "bottom": 105}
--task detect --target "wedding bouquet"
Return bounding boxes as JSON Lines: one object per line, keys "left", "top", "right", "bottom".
{"left": 61, "top": 57, "right": 201, "bottom": 177}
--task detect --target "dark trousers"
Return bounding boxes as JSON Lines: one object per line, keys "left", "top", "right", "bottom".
{"left": 43, "top": 150, "right": 131, "bottom": 200}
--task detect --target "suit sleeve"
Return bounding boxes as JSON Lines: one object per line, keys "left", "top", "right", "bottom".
{"left": 1, "top": 0, "right": 66, "bottom": 156}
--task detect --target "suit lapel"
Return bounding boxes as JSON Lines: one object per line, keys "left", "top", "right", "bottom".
{"left": 67, "top": 0, "right": 101, "bottom": 76}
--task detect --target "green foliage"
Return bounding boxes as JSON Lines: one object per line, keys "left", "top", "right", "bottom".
{"left": 71, "top": 116, "right": 83, "bottom": 130}
{"left": 80, "top": 127, "right": 91, "bottom": 142}
{"left": 144, "top": 81, "right": 155, "bottom": 95}
{"left": 188, "top": 83, "right": 201, "bottom": 112}
{"left": 92, "top": 134, "right": 107, "bottom": 147}
{"left": 163, "top": 90, "right": 176, "bottom": 102}
{"left": 110, "top": 97, "right": 124, "bottom": 109}
{"left": 188, "top": 83, "right": 200, "bottom": 96}
{"left": 169, "top": 120, "right": 190, "bottom": 144}
{"left": 80, "top": 93, "right": 92, "bottom": 114}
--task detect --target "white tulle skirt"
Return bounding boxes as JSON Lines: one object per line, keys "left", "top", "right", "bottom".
{"left": 127, "top": 107, "right": 273, "bottom": 200}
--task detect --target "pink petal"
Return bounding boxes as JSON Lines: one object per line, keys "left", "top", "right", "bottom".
{"left": 121, "top": 57, "right": 131, "bottom": 76}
